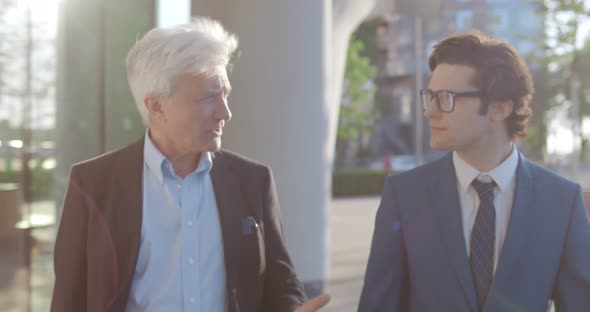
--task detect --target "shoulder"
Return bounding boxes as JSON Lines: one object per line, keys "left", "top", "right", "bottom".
{"left": 385, "top": 154, "right": 447, "bottom": 189}
{"left": 213, "top": 149, "right": 272, "bottom": 179}
{"left": 522, "top": 158, "right": 580, "bottom": 193}
{"left": 70, "top": 138, "right": 142, "bottom": 182}
{"left": 214, "top": 149, "right": 270, "bottom": 170}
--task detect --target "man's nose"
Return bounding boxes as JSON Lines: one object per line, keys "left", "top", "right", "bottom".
{"left": 423, "top": 98, "right": 441, "bottom": 119}
{"left": 216, "top": 97, "right": 232, "bottom": 121}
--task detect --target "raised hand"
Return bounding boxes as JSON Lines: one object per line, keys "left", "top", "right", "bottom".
{"left": 294, "top": 294, "right": 331, "bottom": 312}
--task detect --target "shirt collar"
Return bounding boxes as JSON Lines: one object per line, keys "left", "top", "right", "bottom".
{"left": 453, "top": 144, "right": 519, "bottom": 193}
{"left": 144, "top": 129, "right": 167, "bottom": 184}
{"left": 144, "top": 129, "right": 214, "bottom": 184}
{"left": 195, "top": 150, "right": 213, "bottom": 175}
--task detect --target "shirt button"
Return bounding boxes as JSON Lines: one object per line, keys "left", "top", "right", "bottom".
{"left": 187, "top": 220, "right": 193, "bottom": 227}
{"left": 189, "top": 297, "right": 196, "bottom": 303}
{"left": 188, "top": 257, "right": 194, "bottom": 264}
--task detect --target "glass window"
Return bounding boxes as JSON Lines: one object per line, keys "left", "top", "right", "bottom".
{"left": 519, "top": 9, "right": 541, "bottom": 32}
{"left": 456, "top": 10, "right": 474, "bottom": 31}
{"left": 489, "top": 8, "right": 510, "bottom": 32}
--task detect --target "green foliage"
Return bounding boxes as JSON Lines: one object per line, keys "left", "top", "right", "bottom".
{"left": 540, "top": 0, "right": 590, "bottom": 86}
{"left": 338, "top": 35, "right": 377, "bottom": 142}
{"left": 345, "top": 37, "right": 377, "bottom": 104}
{"left": 332, "top": 170, "right": 390, "bottom": 197}
{"left": 525, "top": 120, "right": 548, "bottom": 160}
{"left": 522, "top": 60, "right": 552, "bottom": 159}
{"left": 542, "top": 0, "right": 589, "bottom": 47}
{"left": 0, "top": 167, "right": 54, "bottom": 200}
{"left": 526, "top": 0, "right": 590, "bottom": 160}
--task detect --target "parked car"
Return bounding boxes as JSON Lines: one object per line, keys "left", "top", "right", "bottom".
{"left": 369, "top": 155, "right": 417, "bottom": 172}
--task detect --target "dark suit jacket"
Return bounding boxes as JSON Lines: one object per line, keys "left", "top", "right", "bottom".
{"left": 359, "top": 152, "right": 590, "bottom": 312}
{"left": 51, "top": 137, "right": 306, "bottom": 312}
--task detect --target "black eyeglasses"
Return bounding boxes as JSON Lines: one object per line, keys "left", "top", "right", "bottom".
{"left": 420, "top": 89, "right": 481, "bottom": 112}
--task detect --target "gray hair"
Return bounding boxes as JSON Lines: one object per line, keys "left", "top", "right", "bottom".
{"left": 126, "top": 16, "right": 238, "bottom": 125}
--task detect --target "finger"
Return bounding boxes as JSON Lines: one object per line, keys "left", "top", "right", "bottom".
{"left": 298, "top": 294, "right": 331, "bottom": 312}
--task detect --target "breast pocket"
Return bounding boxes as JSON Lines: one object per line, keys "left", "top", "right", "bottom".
{"left": 240, "top": 216, "right": 266, "bottom": 278}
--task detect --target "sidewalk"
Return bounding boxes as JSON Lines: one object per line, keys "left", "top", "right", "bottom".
{"left": 0, "top": 197, "right": 380, "bottom": 311}
{"left": 324, "top": 196, "right": 379, "bottom": 312}
{"left": 0, "top": 201, "right": 56, "bottom": 312}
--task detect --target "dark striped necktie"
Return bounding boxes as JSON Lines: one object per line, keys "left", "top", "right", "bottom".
{"left": 470, "top": 178, "right": 496, "bottom": 309}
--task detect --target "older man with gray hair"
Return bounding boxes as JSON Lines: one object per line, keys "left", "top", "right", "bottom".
{"left": 51, "top": 17, "right": 329, "bottom": 312}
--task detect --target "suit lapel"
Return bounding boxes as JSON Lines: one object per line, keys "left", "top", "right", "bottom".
{"left": 105, "top": 138, "right": 144, "bottom": 310}
{"left": 433, "top": 154, "right": 478, "bottom": 312}
{"left": 486, "top": 153, "right": 535, "bottom": 308}
{"left": 210, "top": 151, "right": 245, "bottom": 311}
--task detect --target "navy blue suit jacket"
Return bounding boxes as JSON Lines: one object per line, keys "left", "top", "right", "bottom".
{"left": 359, "top": 152, "right": 590, "bottom": 311}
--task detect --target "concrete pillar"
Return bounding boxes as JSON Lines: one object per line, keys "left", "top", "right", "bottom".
{"left": 191, "top": 0, "right": 393, "bottom": 295}
{"left": 191, "top": 0, "right": 331, "bottom": 294}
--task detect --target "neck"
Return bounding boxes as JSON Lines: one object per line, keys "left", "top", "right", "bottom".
{"left": 456, "top": 138, "right": 513, "bottom": 172}
{"left": 148, "top": 129, "right": 201, "bottom": 178}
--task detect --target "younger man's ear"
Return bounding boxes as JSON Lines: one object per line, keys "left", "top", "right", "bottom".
{"left": 490, "top": 100, "right": 513, "bottom": 121}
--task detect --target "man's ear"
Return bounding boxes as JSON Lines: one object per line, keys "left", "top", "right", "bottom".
{"left": 144, "top": 95, "right": 166, "bottom": 122}
{"left": 489, "top": 99, "right": 514, "bottom": 121}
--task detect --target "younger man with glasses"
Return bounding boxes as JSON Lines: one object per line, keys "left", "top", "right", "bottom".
{"left": 359, "top": 32, "right": 590, "bottom": 311}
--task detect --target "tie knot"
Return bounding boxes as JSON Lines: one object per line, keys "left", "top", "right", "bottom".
{"left": 471, "top": 179, "right": 495, "bottom": 202}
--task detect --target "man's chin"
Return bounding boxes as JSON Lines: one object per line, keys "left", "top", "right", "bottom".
{"left": 208, "top": 140, "right": 222, "bottom": 152}
{"left": 429, "top": 140, "right": 449, "bottom": 151}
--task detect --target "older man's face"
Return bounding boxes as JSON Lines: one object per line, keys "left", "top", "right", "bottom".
{"left": 157, "top": 67, "right": 232, "bottom": 154}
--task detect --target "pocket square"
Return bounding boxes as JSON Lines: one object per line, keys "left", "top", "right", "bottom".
{"left": 241, "top": 216, "right": 259, "bottom": 235}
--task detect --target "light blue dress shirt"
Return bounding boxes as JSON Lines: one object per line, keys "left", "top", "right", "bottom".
{"left": 126, "top": 132, "right": 227, "bottom": 311}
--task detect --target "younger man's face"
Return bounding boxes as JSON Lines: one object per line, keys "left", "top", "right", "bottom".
{"left": 424, "top": 63, "right": 493, "bottom": 154}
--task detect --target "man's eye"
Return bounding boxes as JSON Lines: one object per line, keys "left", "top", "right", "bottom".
{"left": 194, "top": 92, "right": 223, "bottom": 103}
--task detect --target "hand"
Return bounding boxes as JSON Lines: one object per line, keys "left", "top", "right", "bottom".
{"left": 294, "top": 294, "right": 331, "bottom": 312}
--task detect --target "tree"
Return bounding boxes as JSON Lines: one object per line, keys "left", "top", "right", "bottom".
{"left": 335, "top": 33, "right": 377, "bottom": 168}
{"left": 535, "top": 0, "right": 590, "bottom": 162}
{"left": 0, "top": 0, "right": 18, "bottom": 115}
{"left": 0, "top": 1, "right": 56, "bottom": 134}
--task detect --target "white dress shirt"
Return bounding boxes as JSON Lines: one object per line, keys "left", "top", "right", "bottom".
{"left": 452, "top": 145, "right": 519, "bottom": 273}
{"left": 126, "top": 132, "right": 227, "bottom": 312}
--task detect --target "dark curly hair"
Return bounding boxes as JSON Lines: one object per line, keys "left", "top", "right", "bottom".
{"left": 429, "top": 31, "right": 534, "bottom": 140}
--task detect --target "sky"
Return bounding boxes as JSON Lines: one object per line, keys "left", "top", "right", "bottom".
{"left": 157, "top": 0, "right": 190, "bottom": 28}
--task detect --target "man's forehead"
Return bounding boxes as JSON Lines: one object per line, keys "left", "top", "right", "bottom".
{"left": 190, "top": 67, "right": 230, "bottom": 88}
{"left": 428, "top": 63, "right": 477, "bottom": 89}
{"left": 201, "top": 66, "right": 229, "bottom": 81}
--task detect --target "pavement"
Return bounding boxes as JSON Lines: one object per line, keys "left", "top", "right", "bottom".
{"left": 0, "top": 201, "right": 56, "bottom": 312}
{"left": 324, "top": 197, "right": 378, "bottom": 312}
